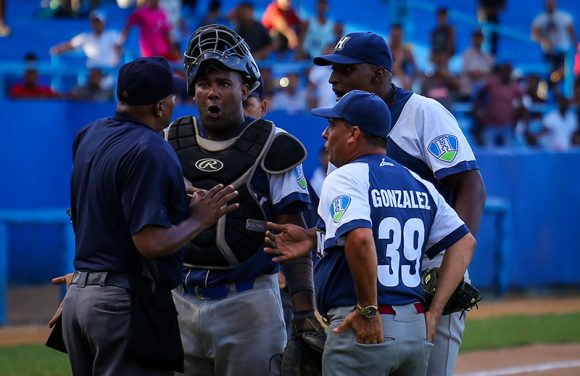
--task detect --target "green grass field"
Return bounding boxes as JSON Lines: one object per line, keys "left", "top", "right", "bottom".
{"left": 1, "top": 313, "right": 579, "bottom": 376}
{"left": 461, "top": 312, "right": 580, "bottom": 351}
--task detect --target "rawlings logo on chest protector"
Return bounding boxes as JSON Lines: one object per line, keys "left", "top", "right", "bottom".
{"left": 194, "top": 158, "right": 224, "bottom": 172}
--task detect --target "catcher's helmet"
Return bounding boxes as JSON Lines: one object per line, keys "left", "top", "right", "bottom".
{"left": 184, "top": 24, "right": 261, "bottom": 95}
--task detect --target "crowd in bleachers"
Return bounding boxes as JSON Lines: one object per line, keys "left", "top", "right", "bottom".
{"left": 2, "top": 0, "right": 580, "bottom": 149}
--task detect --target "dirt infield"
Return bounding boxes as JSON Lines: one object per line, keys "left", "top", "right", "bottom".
{"left": 1, "top": 286, "right": 580, "bottom": 375}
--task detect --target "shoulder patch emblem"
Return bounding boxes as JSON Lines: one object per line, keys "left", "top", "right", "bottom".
{"left": 292, "top": 165, "right": 308, "bottom": 189}
{"left": 330, "top": 195, "right": 351, "bottom": 223}
{"left": 428, "top": 135, "right": 458, "bottom": 163}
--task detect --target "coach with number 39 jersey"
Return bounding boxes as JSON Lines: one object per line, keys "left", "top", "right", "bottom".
{"left": 315, "top": 152, "right": 469, "bottom": 316}
{"left": 265, "top": 90, "right": 475, "bottom": 375}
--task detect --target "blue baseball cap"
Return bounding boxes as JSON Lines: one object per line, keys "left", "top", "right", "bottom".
{"left": 313, "top": 32, "right": 393, "bottom": 71}
{"left": 311, "top": 90, "right": 392, "bottom": 138}
{"left": 117, "top": 57, "right": 186, "bottom": 105}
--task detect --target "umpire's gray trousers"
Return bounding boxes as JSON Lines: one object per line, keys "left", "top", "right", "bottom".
{"left": 323, "top": 303, "right": 433, "bottom": 376}
{"left": 62, "top": 284, "right": 172, "bottom": 376}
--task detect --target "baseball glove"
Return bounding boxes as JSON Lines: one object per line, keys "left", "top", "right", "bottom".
{"left": 422, "top": 267, "right": 482, "bottom": 316}
{"left": 270, "top": 314, "right": 326, "bottom": 376}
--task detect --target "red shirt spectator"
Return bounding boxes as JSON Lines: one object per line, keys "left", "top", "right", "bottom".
{"left": 261, "top": 0, "right": 302, "bottom": 51}
{"left": 9, "top": 69, "right": 59, "bottom": 99}
{"left": 261, "top": 1, "right": 300, "bottom": 31}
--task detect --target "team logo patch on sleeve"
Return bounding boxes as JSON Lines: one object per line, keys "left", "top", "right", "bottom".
{"left": 428, "top": 135, "right": 458, "bottom": 163}
{"left": 292, "top": 165, "right": 308, "bottom": 189}
{"left": 330, "top": 195, "right": 351, "bottom": 223}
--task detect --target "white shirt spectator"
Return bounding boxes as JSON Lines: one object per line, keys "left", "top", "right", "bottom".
{"left": 541, "top": 108, "right": 578, "bottom": 150}
{"left": 308, "top": 65, "right": 336, "bottom": 108}
{"left": 303, "top": 18, "right": 335, "bottom": 58}
{"left": 460, "top": 46, "right": 494, "bottom": 97}
{"left": 532, "top": 10, "right": 574, "bottom": 51}
{"left": 71, "top": 30, "right": 120, "bottom": 68}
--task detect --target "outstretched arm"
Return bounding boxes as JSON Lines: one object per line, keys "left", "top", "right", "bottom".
{"left": 133, "top": 184, "right": 239, "bottom": 259}
{"left": 264, "top": 222, "right": 317, "bottom": 262}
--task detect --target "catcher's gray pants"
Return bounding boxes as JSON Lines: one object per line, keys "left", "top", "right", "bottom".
{"left": 173, "top": 273, "right": 286, "bottom": 376}
{"left": 62, "top": 284, "right": 172, "bottom": 376}
{"left": 423, "top": 253, "right": 470, "bottom": 376}
{"left": 323, "top": 303, "right": 432, "bottom": 376}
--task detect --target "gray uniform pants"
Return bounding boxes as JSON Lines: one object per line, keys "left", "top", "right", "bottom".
{"left": 323, "top": 304, "right": 433, "bottom": 376}
{"left": 173, "top": 274, "right": 286, "bottom": 376}
{"left": 62, "top": 284, "right": 172, "bottom": 376}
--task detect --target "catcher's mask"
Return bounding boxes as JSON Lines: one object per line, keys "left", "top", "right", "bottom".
{"left": 184, "top": 24, "right": 261, "bottom": 95}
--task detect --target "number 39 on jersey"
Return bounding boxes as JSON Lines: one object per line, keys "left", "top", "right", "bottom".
{"left": 377, "top": 217, "right": 425, "bottom": 288}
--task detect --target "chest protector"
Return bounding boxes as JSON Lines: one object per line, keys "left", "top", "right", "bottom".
{"left": 166, "top": 116, "right": 307, "bottom": 269}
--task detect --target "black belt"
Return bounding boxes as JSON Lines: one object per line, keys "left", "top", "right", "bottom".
{"left": 71, "top": 271, "right": 133, "bottom": 290}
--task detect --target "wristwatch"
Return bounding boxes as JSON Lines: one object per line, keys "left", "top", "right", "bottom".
{"left": 354, "top": 304, "right": 379, "bottom": 319}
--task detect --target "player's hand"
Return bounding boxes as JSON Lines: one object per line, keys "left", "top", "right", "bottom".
{"left": 333, "top": 311, "right": 384, "bottom": 344}
{"left": 48, "top": 273, "right": 74, "bottom": 328}
{"left": 189, "top": 184, "right": 239, "bottom": 231}
{"left": 186, "top": 186, "right": 208, "bottom": 203}
{"left": 48, "top": 301, "right": 64, "bottom": 328}
{"left": 425, "top": 309, "right": 441, "bottom": 343}
{"left": 52, "top": 273, "right": 74, "bottom": 288}
{"left": 264, "top": 222, "right": 314, "bottom": 262}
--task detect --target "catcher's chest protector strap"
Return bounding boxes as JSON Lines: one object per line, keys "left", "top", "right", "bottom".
{"left": 166, "top": 117, "right": 305, "bottom": 269}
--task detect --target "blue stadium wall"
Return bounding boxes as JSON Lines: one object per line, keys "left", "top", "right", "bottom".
{"left": 1, "top": 100, "right": 580, "bottom": 290}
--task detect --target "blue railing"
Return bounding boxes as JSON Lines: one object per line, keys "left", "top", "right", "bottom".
{"left": 0, "top": 209, "right": 74, "bottom": 325}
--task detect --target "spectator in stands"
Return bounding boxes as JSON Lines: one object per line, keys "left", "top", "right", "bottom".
{"left": 116, "top": 0, "right": 146, "bottom": 8}
{"left": 67, "top": 67, "right": 114, "bottom": 102}
{"left": 459, "top": 29, "right": 495, "bottom": 101}
{"left": 0, "top": 0, "right": 10, "bottom": 37}
{"left": 307, "top": 64, "right": 335, "bottom": 109}
{"left": 421, "top": 51, "right": 460, "bottom": 111}
{"left": 271, "top": 72, "right": 306, "bottom": 113}
{"left": 531, "top": 96, "right": 578, "bottom": 150}
{"left": 10, "top": 54, "right": 59, "bottom": 99}
{"left": 260, "top": 66, "right": 275, "bottom": 99}
{"left": 50, "top": 10, "right": 120, "bottom": 69}
{"left": 160, "top": 0, "right": 188, "bottom": 55}
{"left": 531, "top": 0, "right": 576, "bottom": 87}
{"left": 58, "top": 0, "right": 101, "bottom": 16}
{"left": 118, "top": 0, "right": 178, "bottom": 61}
{"left": 301, "top": 0, "right": 335, "bottom": 60}
{"left": 261, "top": 0, "right": 303, "bottom": 55}
{"left": 309, "top": 146, "right": 328, "bottom": 197}
{"left": 520, "top": 74, "right": 548, "bottom": 144}
{"left": 243, "top": 78, "right": 268, "bottom": 120}
{"left": 198, "top": 0, "right": 230, "bottom": 28}
{"left": 574, "top": 42, "right": 580, "bottom": 78}
{"left": 474, "top": 63, "right": 524, "bottom": 148}
{"left": 232, "top": 2, "right": 275, "bottom": 60}
{"left": 389, "top": 24, "right": 419, "bottom": 91}
{"left": 477, "top": 0, "right": 506, "bottom": 56}
{"left": 430, "top": 7, "right": 456, "bottom": 62}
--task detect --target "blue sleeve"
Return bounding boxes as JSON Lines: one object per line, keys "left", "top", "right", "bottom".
{"left": 120, "top": 147, "right": 174, "bottom": 234}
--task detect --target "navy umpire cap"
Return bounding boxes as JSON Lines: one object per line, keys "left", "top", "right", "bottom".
{"left": 311, "top": 90, "right": 392, "bottom": 138}
{"left": 117, "top": 57, "right": 186, "bottom": 105}
{"left": 313, "top": 32, "right": 393, "bottom": 71}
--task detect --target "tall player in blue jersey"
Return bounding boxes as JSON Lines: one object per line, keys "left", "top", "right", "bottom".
{"left": 312, "top": 31, "right": 486, "bottom": 375}
{"left": 265, "top": 90, "right": 475, "bottom": 375}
